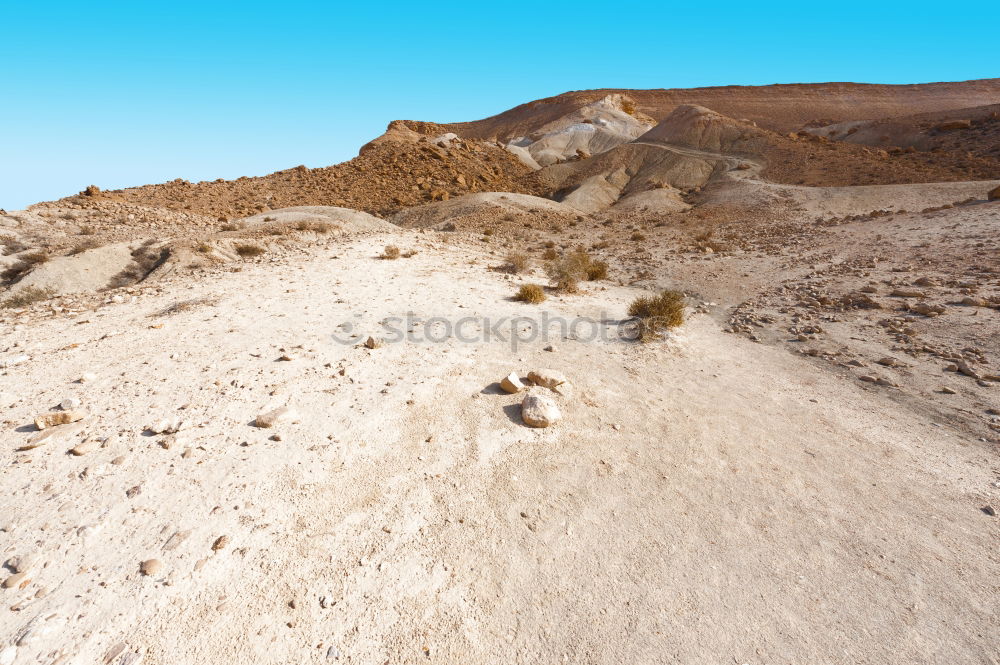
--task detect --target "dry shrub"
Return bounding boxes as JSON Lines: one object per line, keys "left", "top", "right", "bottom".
{"left": 628, "top": 290, "right": 685, "bottom": 341}
{"left": 586, "top": 260, "right": 609, "bottom": 281}
{"left": 107, "top": 243, "right": 171, "bottom": 288}
{"left": 514, "top": 283, "right": 546, "bottom": 304}
{"left": 380, "top": 245, "right": 401, "bottom": 260}
{"left": 78, "top": 224, "right": 96, "bottom": 235}
{"left": 630, "top": 231, "right": 646, "bottom": 242}
{"left": 503, "top": 251, "right": 530, "bottom": 274}
{"left": 68, "top": 239, "right": 101, "bottom": 255}
{"left": 1, "top": 285, "right": 56, "bottom": 309}
{"left": 196, "top": 242, "right": 213, "bottom": 253}
{"left": 1, "top": 236, "right": 29, "bottom": 256}
{"left": 1, "top": 251, "right": 50, "bottom": 286}
{"left": 220, "top": 223, "right": 241, "bottom": 232}
{"left": 235, "top": 243, "right": 265, "bottom": 258}
{"left": 541, "top": 247, "right": 558, "bottom": 261}
{"left": 545, "top": 248, "right": 607, "bottom": 292}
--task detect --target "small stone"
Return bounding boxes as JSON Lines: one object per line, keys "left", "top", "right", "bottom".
{"left": 19, "top": 422, "right": 85, "bottom": 451}
{"left": 2, "top": 572, "right": 28, "bottom": 589}
{"left": 499, "top": 372, "right": 524, "bottom": 394}
{"left": 5, "top": 553, "right": 38, "bottom": 574}
{"left": 543, "top": 345, "right": 556, "bottom": 352}
{"left": 940, "top": 386, "right": 957, "bottom": 395}
{"left": 278, "top": 353, "right": 296, "bottom": 362}
{"left": 111, "top": 455, "right": 127, "bottom": 465}
{"left": 982, "top": 505, "right": 996, "bottom": 517}
{"left": 70, "top": 438, "right": 101, "bottom": 456}
{"left": 212, "top": 535, "right": 230, "bottom": 551}
{"left": 255, "top": 406, "right": 297, "bottom": 428}
{"left": 527, "top": 369, "right": 568, "bottom": 390}
{"left": 60, "top": 397, "right": 82, "bottom": 410}
{"left": 34, "top": 409, "right": 87, "bottom": 430}
{"left": 147, "top": 418, "right": 183, "bottom": 434}
{"left": 364, "top": 336, "right": 383, "bottom": 349}
{"left": 521, "top": 392, "right": 561, "bottom": 428}
{"left": 78, "top": 372, "right": 97, "bottom": 383}
{"left": 876, "top": 357, "right": 899, "bottom": 367}
{"left": 163, "top": 530, "right": 192, "bottom": 551}
{"left": 326, "top": 645, "right": 340, "bottom": 660}
{"left": 139, "top": 559, "right": 162, "bottom": 576}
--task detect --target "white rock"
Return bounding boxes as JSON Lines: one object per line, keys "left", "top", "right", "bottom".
{"left": 34, "top": 408, "right": 87, "bottom": 430}
{"left": 255, "top": 406, "right": 297, "bottom": 428}
{"left": 78, "top": 372, "right": 97, "bottom": 383}
{"left": 499, "top": 372, "right": 524, "bottom": 394}
{"left": 521, "top": 392, "right": 561, "bottom": 428}
{"left": 147, "top": 418, "right": 184, "bottom": 434}
{"left": 527, "top": 369, "right": 569, "bottom": 391}
{"left": 60, "top": 397, "right": 82, "bottom": 410}
{"left": 0, "top": 355, "right": 29, "bottom": 369}
{"left": 70, "top": 438, "right": 101, "bottom": 456}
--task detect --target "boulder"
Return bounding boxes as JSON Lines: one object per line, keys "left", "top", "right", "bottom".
{"left": 521, "top": 393, "right": 561, "bottom": 428}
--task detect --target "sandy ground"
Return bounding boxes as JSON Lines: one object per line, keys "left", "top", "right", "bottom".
{"left": 2, "top": 232, "right": 997, "bottom": 665}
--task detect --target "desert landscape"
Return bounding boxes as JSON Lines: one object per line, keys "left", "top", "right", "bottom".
{"left": 1, "top": 80, "right": 999, "bottom": 664}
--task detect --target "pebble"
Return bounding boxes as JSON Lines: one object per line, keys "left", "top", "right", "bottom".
{"left": 499, "top": 372, "right": 524, "bottom": 394}
{"left": 364, "top": 336, "right": 383, "bottom": 349}
{"left": 940, "top": 386, "right": 957, "bottom": 395}
{"left": 70, "top": 438, "right": 101, "bottom": 456}
{"left": 147, "top": 418, "right": 183, "bottom": 434}
{"left": 255, "top": 406, "right": 297, "bottom": 428}
{"left": 19, "top": 422, "right": 85, "bottom": 451}
{"left": 60, "top": 397, "right": 82, "bottom": 410}
{"left": 34, "top": 408, "right": 87, "bottom": 430}
{"left": 139, "top": 559, "right": 162, "bottom": 576}
{"left": 326, "top": 645, "right": 340, "bottom": 660}
{"left": 2, "top": 572, "right": 28, "bottom": 589}
{"left": 78, "top": 372, "right": 97, "bottom": 383}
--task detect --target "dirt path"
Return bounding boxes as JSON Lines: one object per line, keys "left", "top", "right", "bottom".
{"left": 1, "top": 233, "right": 996, "bottom": 664}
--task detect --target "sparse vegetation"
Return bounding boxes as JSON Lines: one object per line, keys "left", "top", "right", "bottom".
{"left": 235, "top": 243, "right": 265, "bottom": 258}
{"left": 2, "top": 286, "right": 56, "bottom": 309}
{"left": 628, "top": 290, "right": 685, "bottom": 341}
{"left": 514, "top": 283, "right": 546, "bottom": 304}
{"left": 630, "top": 231, "right": 646, "bottom": 242}
{"left": 220, "top": 223, "right": 242, "bottom": 232}
{"left": 544, "top": 248, "right": 607, "bottom": 292}
{"left": 380, "top": 245, "right": 401, "bottom": 260}
{"left": 541, "top": 247, "right": 559, "bottom": 261}
{"left": 107, "top": 243, "right": 171, "bottom": 289}
{"left": 586, "top": 260, "right": 609, "bottom": 281}
{"left": 502, "top": 251, "right": 531, "bottom": 274}
{"left": 196, "top": 242, "right": 213, "bottom": 253}
{"left": 1, "top": 251, "right": 50, "bottom": 286}
{"left": 78, "top": 224, "right": 96, "bottom": 235}
{"left": 68, "top": 239, "right": 101, "bottom": 255}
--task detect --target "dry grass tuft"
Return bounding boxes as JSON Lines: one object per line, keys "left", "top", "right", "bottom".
{"left": 1, "top": 251, "right": 50, "bottom": 286}
{"left": 628, "top": 290, "right": 685, "bottom": 341}
{"left": 2, "top": 286, "right": 56, "bottom": 309}
{"left": 514, "top": 283, "right": 546, "bottom": 304}
{"left": 502, "top": 251, "right": 531, "bottom": 274}
{"left": 152, "top": 296, "right": 220, "bottom": 317}
{"left": 235, "top": 243, "right": 265, "bottom": 258}
{"left": 380, "top": 245, "right": 401, "bottom": 260}
{"left": 544, "top": 248, "right": 607, "bottom": 292}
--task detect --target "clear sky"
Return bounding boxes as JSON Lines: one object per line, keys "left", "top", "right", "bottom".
{"left": 1, "top": 0, "right": 996, "bottom": 210}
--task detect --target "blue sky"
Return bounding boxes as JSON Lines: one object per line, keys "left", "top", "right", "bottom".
{"left": 1, "top": 0, "right": 996, "bottom": 210}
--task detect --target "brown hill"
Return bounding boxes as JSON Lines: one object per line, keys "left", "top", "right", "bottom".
{"left": 437, "top": 79, "right": 1000, "bottom": 139}
{"left": 63, "top": 131, "right": 540, "bottom": 219}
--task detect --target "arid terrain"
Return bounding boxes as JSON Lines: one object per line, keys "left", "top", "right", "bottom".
{"left": 1, "top": 79, "right": 998, "bottom": 665}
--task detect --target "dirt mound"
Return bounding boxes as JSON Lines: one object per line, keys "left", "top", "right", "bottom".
{"left": 392, "top": 192, "right": 579, "bottom": 232}
{"left": 806, "top": 103, "right": 1000, "bottom": 160}
{"left": 636, "top": 104, "right": 770, "bottom": 152}
{"left": 62, "top": 132, "right": 541, "bottom": 220}
{"left": 238, "top": 206, "right": 397, "bottom": 233}
{"left": 507, "top": 93, "right": 654, "bottom": 167}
